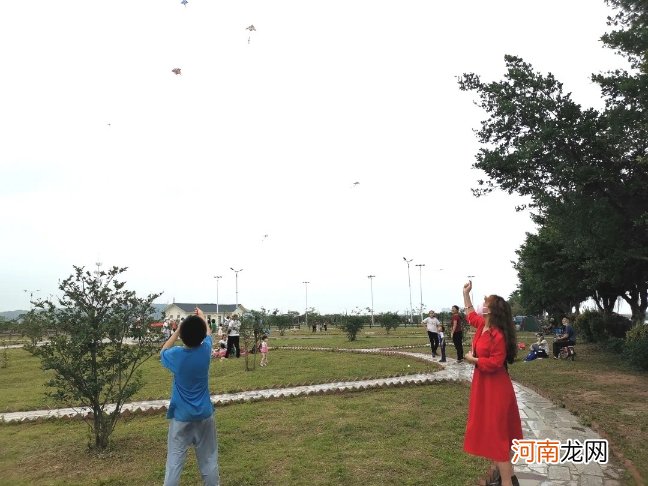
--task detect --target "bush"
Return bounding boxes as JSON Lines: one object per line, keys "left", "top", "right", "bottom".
{"left": 606, "top": 337, "right": 626, "bottom": 354}
{"left": 574, "top": 311, "right": 631, "bottom": 343}
{"left": 379, "top": 312, "right": 401, "bottom": 334}
{"left": 625, "top": 325, "right": 648, "bottom": 371}
{"left": 604, "top": 313, "right": 633, "bottom": 338}
{"left": 339, "top": 315, "right": 365, "bottom": 341}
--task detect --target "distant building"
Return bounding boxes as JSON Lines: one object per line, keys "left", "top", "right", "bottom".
{"left": 164, "top": 303, "right": 247, "bottom": 325}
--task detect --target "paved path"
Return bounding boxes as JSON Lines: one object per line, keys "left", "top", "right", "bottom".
{"left": 0, "top": 347, "right": 627, "bottom": 485}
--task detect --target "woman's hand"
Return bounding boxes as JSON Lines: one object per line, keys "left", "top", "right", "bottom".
{"left": 463, "top": 280, "right": 472, "bottom": 295}
{"left": 465, "top": 351, "right": 476, "bottom": 364}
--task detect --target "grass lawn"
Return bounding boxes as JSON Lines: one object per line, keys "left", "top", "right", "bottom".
{"left": 269, "top": 325, "right": 431, "bottom": 348}
{"left": 0, "top": 348, "right": 441, "bottom": 412}
{"left": 508, "top": 341, "right": 648, "bottom": 485}
{"left": 3, "top": 325, "right": 647, "bottom": 484}
{"left": 0, "top": 382, "right": 488, "bottom": 486}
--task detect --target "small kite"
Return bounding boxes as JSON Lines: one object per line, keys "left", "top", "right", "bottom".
{"left": 246, "top": 25, "right": 256, "bottom": 44}
{"left": 261, "top": 234, "right": 269, "bottom": 243}
{"left": 352, "top": 181, "right": 360, "bottom": 187}
{"left": 181, "top": 0, "right": 188, "bottom": 5}
{"left": 172, "top": 68, "right": 182, "bottom": 75}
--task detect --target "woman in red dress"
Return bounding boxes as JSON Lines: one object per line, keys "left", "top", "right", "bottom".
{"left": 462, "top": 280, "right": 522, "bottom": 486}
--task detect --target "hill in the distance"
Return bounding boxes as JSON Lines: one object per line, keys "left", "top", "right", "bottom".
{"left": 0, "top": 304, "right": 167, "bottom": 321}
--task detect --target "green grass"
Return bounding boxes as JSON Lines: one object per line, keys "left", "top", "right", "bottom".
{"left": 508, "top": 341, "right": 647, "bottom": 485}
{"left": 0, "top": 348, "right": 441, "bottom": 412}
{"left": 0, "top": 383, "right": 488, "bottom": 486}
{"left": 270, "top": 325, "right": 431, "bottom": 348}
{"left": 3, "top": 327, "right": 646, "bottom": 484}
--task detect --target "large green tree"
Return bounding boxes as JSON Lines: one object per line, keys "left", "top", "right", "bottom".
{"left": 458, "top": 0, "right": 648, "bottom": 326}
{"left": 25, "top": 266, "right": 160, "bottom": 450}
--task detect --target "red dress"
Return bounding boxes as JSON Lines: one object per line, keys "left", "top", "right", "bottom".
{"left": 464, "top": 311, "right": 523, "bottom": 462}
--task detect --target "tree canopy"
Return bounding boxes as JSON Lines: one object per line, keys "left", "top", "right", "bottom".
{"left": 459, "top": 0, "right": 648, "bottom": 325}
{"left": 25, "top": 266, "right": 161, "bottom": 449}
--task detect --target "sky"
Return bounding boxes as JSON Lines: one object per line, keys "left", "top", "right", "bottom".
{"left": 0, "top": 0, "right": 627, "bottom": 316}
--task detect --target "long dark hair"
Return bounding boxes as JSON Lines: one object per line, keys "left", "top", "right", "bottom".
{"left": 486, "top": 295, "right": 517, "bottom": 364}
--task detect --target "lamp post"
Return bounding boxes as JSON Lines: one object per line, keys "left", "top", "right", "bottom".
{"left": 23, "top": 289, "right": 40, "bottom": 308}
{"left": 415, "top": 263, "right": 425, "bottom": 324}
{"left": 367, "top": 275, "right": 375, "bottom": 327}
{"left": 230, "top": 268, "right": 243, "bottom": 309}
{"left": 213, "top": 276, "right": 222, "bottom": 324}
{"left": 303, "top": 281, "right": 310, "bottom": 329}
{"left": 403, "top": 257, "right": 414, "bottom": 326}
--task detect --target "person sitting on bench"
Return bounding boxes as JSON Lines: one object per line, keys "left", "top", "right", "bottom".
{"left": 553, "top": 317, "right": 576, "bottom": 358}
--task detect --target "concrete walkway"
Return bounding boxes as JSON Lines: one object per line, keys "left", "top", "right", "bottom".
{"left": 0, "top": 347, "right": 627, "bottom": 485}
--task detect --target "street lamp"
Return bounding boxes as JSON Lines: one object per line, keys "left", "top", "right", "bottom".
{"left": 415, "top": 263, "right": 425, "bottom": 324}
{"left": 403, "top": 257, "right": 414, "bottom": 326}
{"left": 23, "top": 289, "right": 40, "bottom": 308}
{"left": 367, "top": 275, "right": 375, "bottom": 327}
{"left": 230, "top": 267, "right": 243, "bottom": 309}
{"left": 213, "top": 276, "right": 222, "bottom": 324}
{"left": 303, "top": 281, "right": 310, "bottom": 329}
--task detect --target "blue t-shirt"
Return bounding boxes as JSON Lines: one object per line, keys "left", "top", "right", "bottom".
{"left": 161, "top": 335, "right": 213, "bottom": 421}
{"left": 565, "top": 324, "right": 576, "bottom": 343}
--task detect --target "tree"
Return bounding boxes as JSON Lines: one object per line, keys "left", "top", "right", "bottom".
{"left": 514, "top": 221, "right": 593, "bottom": 318}
{"left": 379, "top": 311, "right": 401, "bottom": 334}
{"left": 507, "top": 290, "right": 525, "bottom": 317}
{"left": 339, "top": 309, "right": 366, "bottom": 341}
{"left": 25, "top": 266, "right": 161, "bottom": 450}
{"left": 240, "top": 309, "right": 269, "bottom": 371}
{"left": 458, "top": 3, "right": 648, "bottom": 326}
{"left": 268, "top": 309, "right": 292, "bottom": 336}
{"left": 20, "top": 311, "right": 46, "bottom": 346}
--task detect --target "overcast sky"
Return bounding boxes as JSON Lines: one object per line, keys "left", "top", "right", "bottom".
{"left": 0, "top": 0, "right": 626, "bottom": 315}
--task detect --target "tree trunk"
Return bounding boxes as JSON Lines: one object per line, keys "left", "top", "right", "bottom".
{"left": 93, "top": 407, "right": 109, "bottom": 449}
{"left": 623, "top": 286, "right": 648, "bottom": 327}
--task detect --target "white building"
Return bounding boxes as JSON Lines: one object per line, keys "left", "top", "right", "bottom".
{"left": 164, "top": 303, "right": 246, "bottom": 325}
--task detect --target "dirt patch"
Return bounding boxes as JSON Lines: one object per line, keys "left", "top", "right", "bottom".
{"left": 588, "top": 372, "right": 648, "bottom": 389}
{"left": 574, "top": 390, "right": 608, "bottom": 403}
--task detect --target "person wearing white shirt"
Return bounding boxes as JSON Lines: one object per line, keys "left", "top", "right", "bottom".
{"left": 422, "top": 310, "right": 441, "bottom": 358}
{"left": 225, "top": 314, "right": 241, "bottom": 358}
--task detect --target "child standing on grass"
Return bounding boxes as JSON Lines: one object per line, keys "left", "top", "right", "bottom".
{"left": 161, "top": 307, "right": 219, "bottom": 486}
{"left": 438, "top": 324, "right": 447, "bottom": 363}
{"left": 259, "top": 335, "right": 269, "bottom": 367}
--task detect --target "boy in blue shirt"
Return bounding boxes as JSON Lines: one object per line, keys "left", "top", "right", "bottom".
{"left": 161, "top": 307, "right": 218, "bottom": 485}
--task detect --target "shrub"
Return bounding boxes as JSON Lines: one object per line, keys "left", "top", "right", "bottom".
{"left": 339, "top": 315, "right": 364, "bottom": 341}
{"left": 625, "top": 325, "right": 648, "bottom": 371}
{"left": 574, "top": 310, "right": 602, "bottom": 343}
{"left": 605, "top": 337, "right": 626, "bottom": 355}
{"left": 603, "top": 313, "right": 633, "bottom": 338}
{"left": 574, "top": 311, "right": 631, "bottom": 343}
{"left": 379, "top": 312, "right": 401, "bottom": 334}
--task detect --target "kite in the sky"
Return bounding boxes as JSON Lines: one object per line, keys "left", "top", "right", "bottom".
{"left": 352, "top": 181, "right": 360, "bottom": 187}
{"left": 181, "top": 0, "right": 188, "bottom": 6}
{"left": 172, "top": 68, "right": 182, "bottom": 75}
{"left": 246, "top": 25, "right": 256, "bottom": 44}
{"left": 261, "top": 234, "right": 269, "bottom": 243}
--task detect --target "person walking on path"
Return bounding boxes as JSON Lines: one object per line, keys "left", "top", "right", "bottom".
{"left": 462, "top": 281, "right": 522, "bottom": 486}
{"left": 422, "top": 310, "right": 440, "bottom": 357}
{"left": 438, "top": 324, "right": 447, "bottom": 362}
{"left": 259, "top": 334, "right": 269, "bottom": 367}
{"left": 225, "top": 314, "right": 241, "bottom": 358}
{"left": 451, "top": 305, "right": 464, "bottom": 362}
{"left": 160, "top": 307, "right": 219, "bottom": 486}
